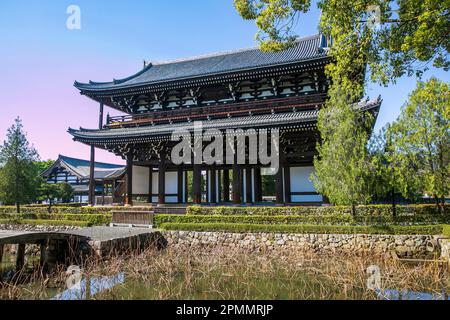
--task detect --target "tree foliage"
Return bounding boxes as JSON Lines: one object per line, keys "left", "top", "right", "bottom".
{"left": 386, "top": 78, "right": 449, "bottom": 208}
{"left": 0, "top": 117, "right": 40, "bottom": 212}
{"left": 58, "top": 182, "right": 75, "bottom": 203}
{"left": 234, "top": 0, "right": 449, "bottom": 81}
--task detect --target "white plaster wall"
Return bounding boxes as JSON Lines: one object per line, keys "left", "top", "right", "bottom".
{"left": 290, "top": 166, "right": 323, "bottom": 203}
{"left": 132, "top": 165, "right": 149, "bottom": 195}
{"left": 151, "top": 171, "right": 178, "bottom": 203}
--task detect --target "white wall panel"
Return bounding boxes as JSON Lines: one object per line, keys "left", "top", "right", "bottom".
{"left": 132, "top": 165, "right": 149, "bottom": 195}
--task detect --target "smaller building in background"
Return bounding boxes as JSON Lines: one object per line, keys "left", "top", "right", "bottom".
{"left": 40, "top": 155, "right": 126, "bottom": 203}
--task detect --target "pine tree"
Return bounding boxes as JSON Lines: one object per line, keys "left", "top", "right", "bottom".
{"left": 0, "top": 117, "right": 40, "bottom": 213}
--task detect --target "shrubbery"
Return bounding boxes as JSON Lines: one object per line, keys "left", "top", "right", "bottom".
{"left": 0, "top": 213, "right": 111, "bottom": 226}
{"left": 186, "top": 204, "right": 449, "bottom": 217}
{"left": 159, "top": 222, "right": 445, "bottom": 235}
{"left": 154, "top": 213, "right": 450, "bottom": 227}
{"left": 0, "top": 205, "right": 151, "bottom": 215}
{"left": 0, "top": 219, "right": 90, "bottom": 227}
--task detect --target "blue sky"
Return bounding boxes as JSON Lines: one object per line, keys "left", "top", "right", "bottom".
{"left": 0, "top": 0, "right": 448, "bottom": 163}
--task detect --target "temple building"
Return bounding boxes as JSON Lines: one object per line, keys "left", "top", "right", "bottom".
{"left": 69, "top": 34, "right": 381, "bottom": 206}
{"left": 41, "top": 155, "right": 126, "bottom": 203}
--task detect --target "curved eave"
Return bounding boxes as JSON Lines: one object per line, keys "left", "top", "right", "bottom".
{"left": 74, "top": 56, "right": 330, "bottom": 95}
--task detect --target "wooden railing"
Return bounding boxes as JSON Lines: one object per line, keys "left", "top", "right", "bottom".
{"left": 111, "top": 210, "right": 154, "bottom": 227}
{"left": 106, "top": 93, "right": 326, "bottom": 128}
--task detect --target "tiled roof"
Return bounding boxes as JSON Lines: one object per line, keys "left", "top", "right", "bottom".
{"left": 74, "top": 34, "right": 328, "bottom": 92}
{"left": 41, "top": 155, "right": 125, "bottom": 180}
{"left": 68, "top": 97, "right": 382, "bottom": 143}
{"left": 69, "top": 110, "right": 320, "bottom": 141}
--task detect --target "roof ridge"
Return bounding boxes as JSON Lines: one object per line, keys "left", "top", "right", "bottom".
{"left": 149, "top": 34, "right": 322, "bottom": 66}
{"left": 59, "top": 154, "right": 125, "bottom": 167}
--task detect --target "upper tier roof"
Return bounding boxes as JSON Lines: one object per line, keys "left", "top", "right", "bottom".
{"left": 74, "top": 34, "right": 328, "bottom": 92}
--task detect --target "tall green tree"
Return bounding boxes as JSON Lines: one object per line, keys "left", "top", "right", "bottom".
{"left": 0, "top": 117, "right": 40, "bottom": 212}
{"left": 58, "top": 182, "right": 74, "bottom": 203}
{"left": 387, "top": 78, "right": 449, "bottom": 211}
{"left": 312, "top": 101, "right": 376, "bottom": 214}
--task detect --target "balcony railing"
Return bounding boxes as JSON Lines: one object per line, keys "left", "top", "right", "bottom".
{"left": 106, "top": 93, "right": 327, "bottom": 128}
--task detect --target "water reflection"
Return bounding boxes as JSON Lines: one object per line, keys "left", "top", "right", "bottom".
{"left": 377, "top": 289, "right": 449, "bottom": 300}
{"left": 52, "top": 273, "right": 125, "bottom": 300}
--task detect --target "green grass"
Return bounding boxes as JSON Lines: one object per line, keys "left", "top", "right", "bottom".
{"left": 159, "top": 222, "right": 445, "bottom": 235}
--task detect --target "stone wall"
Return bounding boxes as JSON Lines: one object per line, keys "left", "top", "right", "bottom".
{"left": 163, "top": 231, "right": 439, "bottom": 258}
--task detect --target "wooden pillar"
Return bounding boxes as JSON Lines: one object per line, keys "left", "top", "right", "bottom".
{"left": 206, "top": 170, "right": 209, "bottom": 203}
{"left": 126, "top": 154, "right": 133, "bottom": 206}
{"left": 184, "top": 171, "right": 189, "bottom": 203}
{"left": 16, "top": 244, "right": 25, "bottom": 271}
{"left": 245, "top": 168, "right": 253, "bottom": 204}
{"left": 88, "top": 146, "right": 95, "bottom": 205}
{"left": 217, "top": 170, "right": 222, "bottom": 203}
{"left": 210, "top": 168, "right": 217, "bottom": 204}
{"left": 158, "top": 158, "right": 166, "bottom": 205}
{"left": 275, "top": 167, "right": 284, "bottom": 205}
{"left": 193, "top": 165, "right": 201, "bottom": 204}
{"left": 39, "top": 241, "right": 48, "bottom": 275}
{"left": 177, "top": 168, "right": 183, "bottom": 203}
{"left": 254, "top": 168, "right": 262, "bottom": 202}
{"left": 223, "top": 169, "right": 230, "bottom": 202}
{"left": 148, "top": 166, "right": 153, "bottom": 203}
{"left": 284, "top": 166, "right": 291, "bottom": 203}
{"left": 232, "top": 164, "right": 242, "bottom": 204}
{"left": 98, "top": 100, "right": 104, "bottom": 128}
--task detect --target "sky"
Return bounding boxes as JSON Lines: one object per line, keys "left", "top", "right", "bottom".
{"left": 0, "top": 0, "right": 448, "bottom": 165}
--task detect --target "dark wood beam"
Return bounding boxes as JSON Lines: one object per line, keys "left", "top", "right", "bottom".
{"left": 284, "top": 166, "right": 291, "bottom": 203}
{"left": 245, "top": 168, "right": 252, "bottom": 204}
{"left": 158, "top": 158, "right": 166, "bottom": 205}
{"left": 223, "top": 169, "right": 230, "bottom": 202}
{"left": 148, "top": 166, "right": 153, "bottom": 203}
{"left": 275, "top": 167, "right": 284, "bottom": 205}
{"left": 254, "top": 168, "right": 262, "bottom": 202}
{"left": 126, "top": 154, "right": 133, "bottom": 206}
{"left": 210, "top": 168, "right": 217, "bottom": 204}
{"left": 177, "top": 168, "right": 183, "bottom": 203}
{"left": 193, "top": 165, "right": 201, "bottom": 204}
{"left": 88, "top": 146, "right": 95, "bottom": 205}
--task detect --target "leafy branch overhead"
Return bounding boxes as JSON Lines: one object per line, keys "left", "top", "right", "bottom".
{"left": 234, "top": 0, "right": 449, "bottom": 84}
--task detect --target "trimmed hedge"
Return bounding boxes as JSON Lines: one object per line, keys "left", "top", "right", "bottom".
{"left": 160, "top": 222, "right": 446, "bottom": 235}
{"left": 155, "top": 213, "right": 449, "bottom": 227}
{"left": 443, "top": 225, "right": 450, "bottom": 237}
{"left": 0, "top": 219, "right": 90, "bottom": 227}
{"left": 0, "top": 206, "right": 151, "bottom": 215}
{"left": 0, "top": 213, "right": 111, "bottom": 226}
{"left": 187, "top": 204, "right": 449, "bottom": 217}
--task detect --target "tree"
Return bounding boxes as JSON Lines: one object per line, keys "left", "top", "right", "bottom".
{"left": 0, "top": 117, "right": 40, "bottom": 213}
{"left": 58, "top": 182, "right": 74, "bottom": 203}
{"left": 234, "top": 0, "right": 449, "bottom": 209}
{"left": 37, "top": 181, "right": 61, "bottom": 213}
{"left": 34, "top": 160, "right": 54, "bottom": 175}
{"left": 234, "top": 0, "right": 449, "bottom": 81}
{"left": 387, "top": 78, "right": 449, "bottom": 211}
{"left": 312, "top": 101, "right": 376, "bottom": 214}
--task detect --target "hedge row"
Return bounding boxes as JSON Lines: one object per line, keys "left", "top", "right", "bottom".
{"left": 159, "top": 222, "right": 446, "bottom": 235}
{"left": 0, "top": 213, "right": 111, "bottom": 225}
{"left": 154, "top": 213, "right": 450, "bottom": 227}
{"left": 0, "top": 206, "right": 151, "bottom": 215}
{"left": 186, "top": 204, "right": 449, "bottom": 217}
{"left": 0, "top": 219, "right": 90, "bottom": 227}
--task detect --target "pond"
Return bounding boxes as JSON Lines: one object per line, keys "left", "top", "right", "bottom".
{"left": 1, "top": 248, "right": 449, "bottom": 300}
